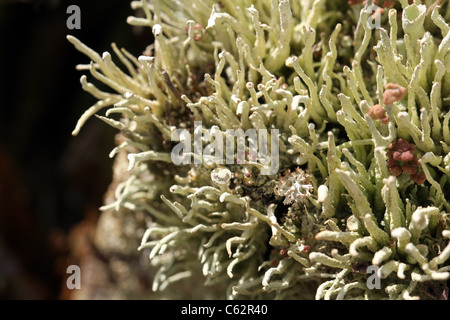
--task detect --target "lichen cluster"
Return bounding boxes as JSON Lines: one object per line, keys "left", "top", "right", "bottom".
{"left": 69, "top": 0, "right": 450, "bottom": 299}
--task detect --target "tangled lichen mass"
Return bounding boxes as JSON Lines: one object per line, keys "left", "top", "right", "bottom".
{"left": 69, "top": 0, "right": 450, "bottom": 299}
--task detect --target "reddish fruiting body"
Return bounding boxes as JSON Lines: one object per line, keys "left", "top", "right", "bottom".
{"left": 386, "top": 139, "right": 426, "bottom": 184}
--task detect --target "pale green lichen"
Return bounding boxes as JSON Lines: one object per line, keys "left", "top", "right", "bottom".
{"left": 69, "top": 0, "right": 450, "bottom": 299}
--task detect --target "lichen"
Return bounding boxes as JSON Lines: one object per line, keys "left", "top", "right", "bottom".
{"left": 69, "top": 0, "right": 450, "bottom": 300}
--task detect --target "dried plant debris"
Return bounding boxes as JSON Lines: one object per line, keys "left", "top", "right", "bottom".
{"left": 69, "top": 0, "right": 450, "bottom": 299}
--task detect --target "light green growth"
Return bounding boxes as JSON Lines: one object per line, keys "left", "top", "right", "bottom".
{"left": 69, "top": 0, "right": 450, "bottom": 299}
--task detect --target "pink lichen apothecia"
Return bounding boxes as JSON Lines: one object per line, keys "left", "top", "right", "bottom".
{"left": 383, "top": 83, "right": 407, "bottom": 105}
{"left": 386, "top": 138, "right": 426, "bottom": 185}
{"left": 367, "top": 104, "right": 389, "bottom": 124}
{"left": 367, "top": 83, "right": 407, "bottom": 123}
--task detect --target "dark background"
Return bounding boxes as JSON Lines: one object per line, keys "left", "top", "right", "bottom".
{"left": 0, "top": 0, "right": 151, "bottom": 299}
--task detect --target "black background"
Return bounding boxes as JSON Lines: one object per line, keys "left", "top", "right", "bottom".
{"left": 0, "top": 0, "right": 152, "bottom": 299}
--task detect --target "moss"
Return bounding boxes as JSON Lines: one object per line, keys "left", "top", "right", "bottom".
{"left": 69, "top": 0, "right": 450, "bottom": 299}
